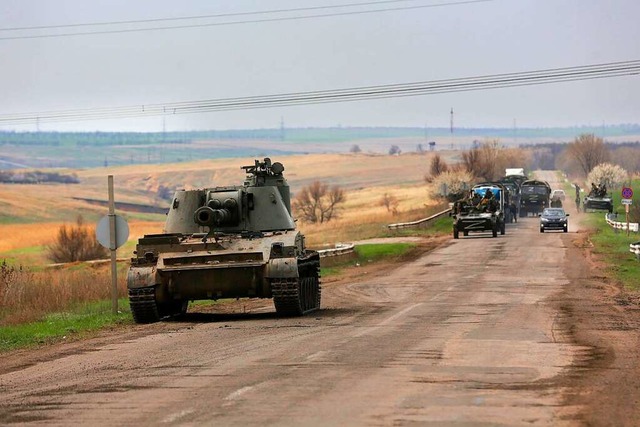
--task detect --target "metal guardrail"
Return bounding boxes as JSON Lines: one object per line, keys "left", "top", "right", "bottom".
{"left": 630, "top": 242, "right": 640, "bottom": 260}
{"left": 387, "top": 208, "right": 452, "bottom": 230}
{"left": 604, "top": 212, "right": 640, "bottom": 260}
{"left": 317, "top": 243, "right": 355, "bottom": 258}
{"left": 605, "top": 213, "right": 639, "bottom": 233}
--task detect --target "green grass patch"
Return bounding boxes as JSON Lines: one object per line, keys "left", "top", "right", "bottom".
{"left": 355, "top": 243, "right": 414, "bottom": 260}
{"left": 321, "top": 242, "right": 415, "bottom": 277}
{"left": 581, "top": 183, "right": 640, "bottom": 291}
{"left": 0, "top": 214, "right": 32, "bottom": 224}
{"left": 0, "top": 298, "right": 133, "bottom": 352}
{"left": 382, "top": 215, "right": 453, "bottom": 239}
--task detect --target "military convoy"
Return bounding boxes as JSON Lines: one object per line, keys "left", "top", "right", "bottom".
{"left": 451, "top": 184, "right": 506, "bottom": 239}
{"left": 127, "top": 158, "right": 321, "bottom": 323}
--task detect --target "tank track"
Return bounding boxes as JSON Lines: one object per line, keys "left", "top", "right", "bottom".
{"left": 128, "top": 286, "right": 161, "bottom": 324}
{"left": 272, "top": 254, "right": 321, "bottom": 316}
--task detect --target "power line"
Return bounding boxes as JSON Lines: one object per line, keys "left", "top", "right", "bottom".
{"left": 0, "top": 0, "right": 483, "bottom": 31}
{"left": 0, "top": 0, "right": 492, "bottom": 41}
{"left": 1, "top": 60, "right": 638, "bottom": 126}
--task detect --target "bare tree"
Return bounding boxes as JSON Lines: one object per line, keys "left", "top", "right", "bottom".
{"left": 293, "top": 181, "right": 346, "bottom": 223}
{"left": 566, "top": 133, "right": 609, "bottom": 177}
{"left": 379, "top": 193, "right": 399, "bottom": 215}
{"left": 610, "top": 146, "right": 640, "bottom": 175}
{"left": 461, "top": 143, "right": 497, "bottom": 180}
{"left": 461, "top": 141, "right": 529, "bottom": 181}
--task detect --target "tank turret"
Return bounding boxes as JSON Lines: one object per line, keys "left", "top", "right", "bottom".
{"left": 127, "top": 158, "right": 321, "bottom": 323}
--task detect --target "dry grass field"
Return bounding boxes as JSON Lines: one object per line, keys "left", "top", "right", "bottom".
{"left": 0, "top": 152, "right": 451, "bottom": 325}
{"left": 0, "top": 152, "right": 451, "bottom": 260}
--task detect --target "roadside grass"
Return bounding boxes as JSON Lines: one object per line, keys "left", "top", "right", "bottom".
{"left": 580, "top": 178, "right": 640, "bottom": 291}
{"left": 0, "top": 262, "right": 128, "bottom": 326}
{"left": 303, "top": 203, "right": 450, "bottom": 249}
{"left": 355, "top": 243, "right": 416, "bottom": 261}
{"left": 0, "top": 243, "right": 418, "bottom": 352}
{"left": 0, "top": 299, "right": 132, "bottom": 352}
{"left": 320, "top": 242, "right": 416, "bottom": 277}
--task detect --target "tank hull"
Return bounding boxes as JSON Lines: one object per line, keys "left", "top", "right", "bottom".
{"left": 127, "top": 232, "right": 320, "bottom": 322}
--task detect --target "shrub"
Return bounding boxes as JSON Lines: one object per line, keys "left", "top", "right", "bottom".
{"left": 429, "top": 154, "right": 449, "bottom": 178}
{"left": 430, "top": 169, "right": 474, "bottom": 201}
{"left": 47, "top": 216, "right": 108, "bottom": 263}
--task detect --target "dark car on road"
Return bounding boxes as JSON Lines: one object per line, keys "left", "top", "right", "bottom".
{"left": 539, "top": 208, "right": 569, "bottom": 233}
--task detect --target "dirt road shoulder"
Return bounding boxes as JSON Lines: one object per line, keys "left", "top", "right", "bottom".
{"left": 560, "top": 230, "right": 640, "bottom": 426}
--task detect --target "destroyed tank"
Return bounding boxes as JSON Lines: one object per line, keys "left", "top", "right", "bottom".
{"left": 127, "top": 158, "right": 321, "bottom": 323}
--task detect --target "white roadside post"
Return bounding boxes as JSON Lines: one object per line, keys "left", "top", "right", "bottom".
{"left": 622, "top": 186, "right": 634, "bottom": 237}
{"left": 96, "top": 175, "right": 130, "bottom": 315}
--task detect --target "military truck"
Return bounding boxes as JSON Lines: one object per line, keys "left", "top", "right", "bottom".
{"left": 127, "top": 158, "right": 321, "bottom": 323}
{"left": 519, "top": 179, "right": 551, "bottom": 217}
{"left": 497, "top": 180, "right": 519, "bottom": 222}
{"left": 504, "top": 168, "right": 527, "bottom": 187}
{"left": 583, "top": 183, "right": 613, "bottom": 213}
{"left": 452, "top": 184, "right": 505, "bottom": 239}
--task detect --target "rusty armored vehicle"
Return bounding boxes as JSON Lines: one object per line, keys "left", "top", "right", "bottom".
{"left": 127, "top": 158, "right": 321, "bottom": 323}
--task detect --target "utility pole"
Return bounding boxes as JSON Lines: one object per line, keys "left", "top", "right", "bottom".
{"left": 280, "top": 117, "right": 285, "bottom": 141}
{"left": 450, "top": 108, "right": 454, "bottom": 150}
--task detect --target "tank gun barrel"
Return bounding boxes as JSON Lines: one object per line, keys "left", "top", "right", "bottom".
{"left": 194, "top": 206, "right": 235, "bottom": 227}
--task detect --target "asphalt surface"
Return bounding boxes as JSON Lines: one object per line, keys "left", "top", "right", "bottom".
{"left": 3, "top": 171, "right": 639, "bottom": 425}
{"left": 1, "top": 217, "right": 589, "bottom": 426}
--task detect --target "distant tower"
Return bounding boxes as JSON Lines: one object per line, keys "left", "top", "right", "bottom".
{"left": 513, "top": 118, "right": 517, "bottom": 145}
{"left": 280, "top": 117, "right": 285, "bottom": 141}
{"left": 450, "top": 108, "right": 454, "bottom": 149}
{"left": 162, "top": 106, "right": 167, "bottom": 144}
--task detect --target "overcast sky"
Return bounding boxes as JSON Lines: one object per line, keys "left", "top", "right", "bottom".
{"left": 0, "top": 0, "right": 639, "bottom": 132}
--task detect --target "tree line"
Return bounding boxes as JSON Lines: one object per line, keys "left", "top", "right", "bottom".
{"left": 0, "top": 170, "right": 79, "bottom": 184}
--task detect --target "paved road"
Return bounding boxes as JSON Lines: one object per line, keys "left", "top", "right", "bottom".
{"left": 0, "top": 208, "right": 587, "bottom": 425}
